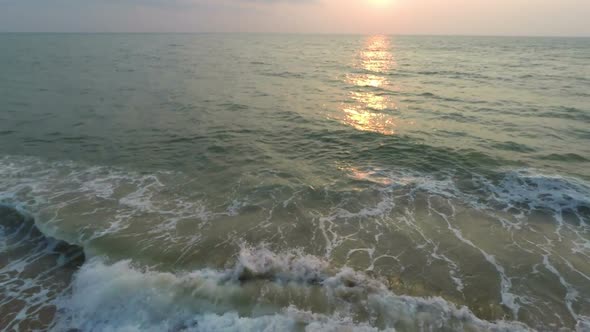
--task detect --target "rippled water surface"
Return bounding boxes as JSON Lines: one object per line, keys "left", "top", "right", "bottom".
{"left": 0, "top": 34, "right": 589, "bottom": 331}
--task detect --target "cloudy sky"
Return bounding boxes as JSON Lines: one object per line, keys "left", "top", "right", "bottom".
{"left": 1, "top": 0, "right": 589, "bottom": 36}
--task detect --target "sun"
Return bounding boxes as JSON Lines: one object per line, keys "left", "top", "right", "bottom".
{"left": 368, "top": 0, "right": 393, "bottom": 7}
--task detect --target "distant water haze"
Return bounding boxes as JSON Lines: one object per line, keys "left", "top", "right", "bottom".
{"left": 0, "top": 0, "right": 589, "bottom": 36}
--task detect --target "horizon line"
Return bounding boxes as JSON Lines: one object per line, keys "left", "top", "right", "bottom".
{"left": 0, "top": 31, "right": 589, "bottom": 38}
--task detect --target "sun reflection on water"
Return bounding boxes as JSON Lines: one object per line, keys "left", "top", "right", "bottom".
{"left": 338, "top": 165, "right": 394, "bottom": 186}
{"left": 341, "top": 108, "right": 397, "bottom": 135}
{"left": 339, "top": 35, "right": 400, "bottom": 135}
{"left": 350, "top": 92, "right": 387, "bottom": 110}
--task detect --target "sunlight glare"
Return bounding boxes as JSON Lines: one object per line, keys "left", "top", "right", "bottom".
{"left": 368, "top": 0, "right": 392, "bottom": 8}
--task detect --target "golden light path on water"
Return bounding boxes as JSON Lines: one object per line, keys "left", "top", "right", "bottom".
{"left": 339, "top": 35, "right": 402, "bottom": 135}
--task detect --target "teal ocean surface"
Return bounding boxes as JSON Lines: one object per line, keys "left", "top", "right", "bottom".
{"left": 0, "top": 34, "right": 589, "bottom": 331}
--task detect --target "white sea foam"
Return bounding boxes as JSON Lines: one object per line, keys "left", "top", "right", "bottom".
{"left": 338, "top": 166, "right": 590, "bottom": 328}
{"left": 0, "top": 155, "right": 216, "bottom": 247}
{"left": 344, "top": 166, "right": 590, "bottom": 219}
{"left": 2, "top": 157, "right": 590, "bottom": 330}
{"left": 52, "top": 245, "right": 532, "bottom": 332}
{"left": 482, "top": 170, "right": 590, "bottom": 213}
{"left": 0, "top": 204, "right": 84, "bottom": 331}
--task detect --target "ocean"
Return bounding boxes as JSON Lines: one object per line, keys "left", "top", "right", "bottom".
{"left": 0, "top": 33, "right": 589, "bottom": 331}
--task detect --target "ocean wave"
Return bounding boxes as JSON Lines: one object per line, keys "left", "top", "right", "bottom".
{"left": 0, "top": 205, "right": 84, "bottom": 331}
{"left": 0, "top": 155, "right": 216, "bottom": 248}
{"left": 2, "top": 156, "right": 590, "bottom": 330}
{"left": 2, "top": 155, "right": 589, "bottom": 253}
{"left": 475, "top": 169, "right": 590, "bottom": 222}
{"left": 51, "top": 245, "right": 531, "bottom": 332}
{"left": 346, "top": 166, "right": 590, "bottom": 223}
{"left": 337, "top": 166, "right": 590, "bottom": 329}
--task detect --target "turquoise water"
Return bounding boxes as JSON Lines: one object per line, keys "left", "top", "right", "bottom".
{"left": 0, "top": 34, "right": 589, "bottom": 331}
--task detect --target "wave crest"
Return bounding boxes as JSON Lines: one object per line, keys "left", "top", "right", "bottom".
{"left": 53, "top": 245, "right": 531, "bottom": 332}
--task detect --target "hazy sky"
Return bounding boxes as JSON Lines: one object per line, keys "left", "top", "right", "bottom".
{"left": 1, "top": 0, "right": 589, "bottom": 36}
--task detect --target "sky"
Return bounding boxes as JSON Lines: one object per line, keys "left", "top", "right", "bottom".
{"left": 0, "top": 0, "right": 589, "bottom": 36}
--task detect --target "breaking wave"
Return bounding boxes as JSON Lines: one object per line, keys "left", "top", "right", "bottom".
{"left": 1, "top": 156, "right": 590, "bottom": 331}
{"left": 51, "top": 245, "right": 531, "bottom": 332}
{"left": 0, "top": 205, "right": 84, "bottom": 331}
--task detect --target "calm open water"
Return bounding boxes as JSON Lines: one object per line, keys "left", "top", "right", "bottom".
{"left": 0, "top": 34, "right": 589, "bottom": 331}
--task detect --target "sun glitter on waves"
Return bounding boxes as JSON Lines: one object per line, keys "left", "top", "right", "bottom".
{"left": 338, "top": 35, "right": 400, "bottom": 136}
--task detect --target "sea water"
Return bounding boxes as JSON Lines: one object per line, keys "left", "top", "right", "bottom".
{"left": 0, "top": 33, "right": 589, "bottom": 331}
